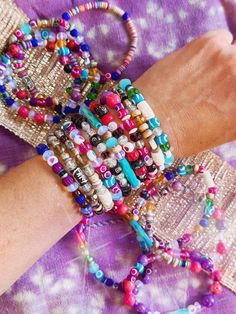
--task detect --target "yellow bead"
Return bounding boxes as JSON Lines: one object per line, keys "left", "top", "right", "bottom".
{"left": 194, "top": 224, "right": 203, "bottom": 233}
{"left": 135, "top": 115, "right": 146, "bottom": 126}
{"left": 57, "top": 40, "right": 66, "bottom": 48}
{"left": 153, "top": 174, "right": 166, "bottom": 185}
{"left": 146, "top": 201, "right": 155, "bottom": 211}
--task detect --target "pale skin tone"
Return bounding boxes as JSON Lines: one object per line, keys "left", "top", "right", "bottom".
{"left": 0, "top": 30, "right": 236, "bottom": 295}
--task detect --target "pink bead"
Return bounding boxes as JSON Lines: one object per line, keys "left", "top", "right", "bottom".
{"left": 123, "top": 293, "right": 136, "bottom": 307}
{"left": 208, "top": 187, "right": 217, "bottom": 194}
{"left": 15, "top": 29, "right": 24, "bottom": 39}
{"left": 78, "top": 142, "right": 89, "bottom": 154}
{"left": 118, "top": 109, "right": 129, "bottom": 119}
{"left": 198, "top": 165, "right": 206, "bottom": 173}
{"left": 123, "top": 119, "right": 136, "bottom": 132}
{"left": 59, "top": 56, "right": 70, "bottom": 65}
{"left": 147, "top": 185, "right": 158, "bottom": 196}
{"left": 116, "top": 204, "right": 129, "bottom": 216}
{"left": 180, "top": 249, "right": 190, "bottom": 260}
{"left": 113, "top": 197, "right": 124, "bottom": 207}
{"left": 182, "top": 233, "right": 192, "bottom": 244}
{"left": 105, "top": 92, "right": 121, "bottom": 109}
{"left": 96, "top": 163, "right": 107, "bottom": 174}
{"left": 34, "top": 113, "right": 44, "bottom": 123}
{"left": 68, "top": 124, "right": 76, "bottom": 133}
{"left": 139, "top": 147, "right": 149, "bottom": 157}
{"left": 59, "top": 19, "right": 67, "bottom": 27}
{"left": 76, "top": 232, "right": 85, "bottom": 244}
{"left": 210, "top": 281, "right": 222, "bottom": 295}
{"left": 190, "top": 261, "right": 202, "bottom": 273}
{"left": 130, "top": 268, "right": 139, "bottom": 277}
{"left": 123, "top": 279, "right": 135, "bottom": 292}
{"left": 213, "top": 208, "right": 224, "bottom": 220}
{"left": 216, "top": 241, "right": 228, "bottom": 255}
{"left": 71, "top": 66, "right": 81, "bottom": 78}
{"left": 211, "top": 270, "right": 223, "bottom": 282}
{"left": 18, "top": 105, "right": 29, "bottom": 118}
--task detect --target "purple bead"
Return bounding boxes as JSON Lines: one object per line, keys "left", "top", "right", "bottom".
{"left": 71, "top": 91, "right": 81, "bottom": 102}
{"left": 201, "top": 294, "right": 215, "bottom": 308}
{"left": 100, "top": 91, "right": 112, "bottom": 103}
{"left": 45, "top": 97, "right": 53, "bottom": 107}
{"left": 201, "top": 258, "right": 213, "bottom": 271}
{"left": 134, "top": 302, "right": 146, "bottom": 313}
{"left": 62, "top": 176, "right": 74, "bottom": 187}
{"left": 142, "top": 275, "right": 151, "bottom": 284}
{"left": 199, "top": 218, "right": 209, "bottom": 228}
{"left": 216, "top": 219, "right": 227, "bottom": 231}
{"left": 132, "top": 286, "right": 139, "bottom": 295}
{"left": 29, "top": 97, "right": 37, "bottom": 106}
{"left": 99, "top": 75, "right": 107, "bottom": 84}
{"left": 115, "top": 102, "right": 124, "bottom": 111}
{"left": 189, "top": 250, "right": 201, "bottom": 261}
{"left": 52, "top": 162, "right": 63, "bottom": 174}
{"left": 172, "top": 180, "right": 183, "bottom": 191}
{"left": 159, "top": 241, "right": 165, "bottom": 250}
{"left": 138, "top": 255, "right": 149, "bottom": 266}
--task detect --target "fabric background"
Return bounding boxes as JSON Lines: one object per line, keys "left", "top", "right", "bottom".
{"left": 0, "top": 0, "right": 235, "bottom": 313}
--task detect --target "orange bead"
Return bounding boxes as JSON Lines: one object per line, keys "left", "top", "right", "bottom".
{"left": 57, "top": 39, "right": 66, "bottom": 48}
{"left": 146, "top": 201, "right": 155, "bottom": 211}
{"left": 135, "top": 115, "right": 146, "bottom": 126}
{"left": 194, "top": 224, "right": 203, "bottom": 233}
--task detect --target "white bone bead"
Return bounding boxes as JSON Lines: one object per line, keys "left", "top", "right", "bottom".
{"left": 137, "top": 100, "right": 155, "bottom": 120}
{"left": 151, "top": 148, "right": 165, "bottom": 167}
{"left": 203, "top": 170, "right": 215, "bottom": 188}
{"left": 97, "top": 188, "right": 114, "bottom": 211}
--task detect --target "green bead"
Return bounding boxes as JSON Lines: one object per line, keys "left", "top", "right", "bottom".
{"left": 160, "top": 142, "right": 171, "bottom": 152}
{"left": 66, "top": 87, "right": 73, "bottom": 95}
{"left": 205, "top": 198, "right": 213, "bottom": 207}
{"left": 186, "top": 165, "right": 194, "bottom": 174}
{"left": 92, "top": 82, "right": 101, "bottom": 90}
{"left": 87, "top": 92, "right": 97, "bottom": 100}
{"left": 127, "top": 87, "right": 139, "bottom": 98}
{"left": 86, "top": 255, "right": 93, "bottom": 263}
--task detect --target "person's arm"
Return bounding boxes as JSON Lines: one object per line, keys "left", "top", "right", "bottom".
{"left": 0, "top": 29, "right": 236, "bottom": 295}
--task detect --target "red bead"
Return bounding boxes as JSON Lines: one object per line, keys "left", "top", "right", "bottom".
{"left": 71, "top": 66, "right": 81, "bottom": 78}
{"left": 89, "top": 101, "right": 100, "bottom": 113}
{"left": 135, "top": 165, "right": 147, "bottom": 176}
{"left": 216, "top": 241, "right": 228, "bottom": 255}
{"left": 105, "top": 92, "right": 121, "bottom": 109}
{"left": 180, "top": 249, "right": 190, "bottom": 260}
{"left": 126, "top": 150, "right": 139, "bottom": 162}
{"left": 46, "top": 41, "right": 56, "bottom": 52}
{"left": 16, "top": 90, "right": 28, "bottom": 100}
{"left": 37, "top": 98, "right": 46, "bottom": 107}
{"left": 117, "top": 109, "right": 129, "bottom": 119}
{"left": 190, "top": 261, "right": 202, "bottom": 273}
{"left": 18, "top": 105, "right": 29, "bottom": 118}
{"left": 116, "top": 204, "right": 129, "bottom": 216}
{"left": 67, "top": 40, "right": 76, "bottom": 50}
{"left": 8, "top": 44, "right": 20, "bottom": 57}
{"left": 101, "top": 113, "right": 114, "bottom": 125}
{"left": 34, "top": 113, "right": 44, "bottom": 124}
{"left": 78, "top": 142, "right": 90, "bottom": 154}
{"left": 123, "top": 119, "right": 136, "bottom": 132}
{"left": 210, "top": 281, "right": 222, "bottom": 295}
{"left": 123, "top": 279, "right": 135, "bottom": 292}
{"left": 123, "top": 293, "right": 136, "bottom": 307}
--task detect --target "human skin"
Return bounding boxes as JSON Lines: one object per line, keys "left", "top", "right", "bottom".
{"left": 0, "top": 29, "right": 236, "bottom": 295}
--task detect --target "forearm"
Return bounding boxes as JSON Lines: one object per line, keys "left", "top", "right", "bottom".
{"left": 0, "top": 156, "right": 81, "bottom": 295}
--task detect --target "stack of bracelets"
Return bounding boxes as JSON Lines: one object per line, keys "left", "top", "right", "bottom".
{"left": 0, "top": 1, "right": 228, "bottom": 313}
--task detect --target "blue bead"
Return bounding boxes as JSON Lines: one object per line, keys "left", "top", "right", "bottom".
{"left": 119, "top": 158, "right": 140, "bottom": 189}
{"left": 148, "top": 117, "right": 160, "bottom": 130}
{"left": 89, "top": 262, "right": 99, "bottom": 274}
{"left": 177, "top": 165, "right": 186, "bottom": 176}
{"left": 36, "top": 143, "right": 49, "bottom": 155}
{"left": 1, "top": 55, "right": 10, "bottom": 64}
{"left": 119, "top": 78, "right": 132, "bottom": 91}
{"left": 130, "top": 220, "right": 153, "bottom": 248}
{"left": 106, "top": 137, "right": 117, "bottom": 149}
{"left": 53, "top": 116, "right": 61, "bottom": 123}
{"left": 20, "top": 23, "right": 31, "bottom": 35}
{"left": 62, "top": 11, "right": 70, "bottom": 20}
{"left": 122, "top": 11, "right": 129, "bottom": 20}
{"left": 75, "top": 194, "right": 86, "bottom": 205}
{"left": 58, "top": 47, "right": 70, "bottom": 56}
{"left": 204, "top": 206, "right": 215, "bottom": 217}
{"left": 41, "top": 30, "right": 49, "bottom": 40}
{"left": 80, "top": 69, "right": 89, "bottom": 80}
{"left": 105, "top": 278, "right": 114, "bottom": 287}
{"left": 164, "top": 152, "right": 174, "bottom": 168}
{"left": 112, "top": 191, "right": 122, "bottom": 201}
{"left": 81, "top": 43, "right": 89, "bottom": 51}
{"left": 155, "top": 133, "right": 168, "bottom": 145}
{"left": 132, "top": 93, "right": 144, "bottom": 104}
{"left": 111, "top": 71, "right": 119, "bottom": 80}
{"left": 181, "top": 261, "right": 187, "bottom": 268}
{"left": 62, "top": 121, "right": 72, "bottom": 131}
{"left": 67, "top": 182, "right": 79, "bottom": 192}
{"left": 165, "top": 172, "right": 174, "bottom": 181}
{"left": 6, "top": 98, "right": 14, "bottom": 106}
{"left": 95, "top": 270, "right": 104, "bottom": 282}
{"left": 103, "top": 176, "right": 116, "bottom": 188}
{"left": 70, "top": 29, "right": 79, "bottom": 37}
{"left": 0, "top": 85, "right": 6, "bottom": 92}
{"left": 75, "top": 106, "right": 80, "bottom": 113}
{"left": 135, "top": 262, "right": 145, "bottom": 274}
{"left": 84, "top": 99, "right": 91, "bottom": 106}
{"left": 31, "top": 38, "right": 38, "bottom": 47}
{"left": 63, "top": 106, "right": 73, "bottom": 114}
{"left": 80, "top": 205, "right": 92, "bottom": 215}
{"left": 199, "top": 218, "right": 209, "bottom": 228}
{"left": 81, "top": 106, "right": 102, "bottom": 129}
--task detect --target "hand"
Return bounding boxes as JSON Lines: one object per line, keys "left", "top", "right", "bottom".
{"left": 135, "top": 29, "right": 236, "bottom": 158}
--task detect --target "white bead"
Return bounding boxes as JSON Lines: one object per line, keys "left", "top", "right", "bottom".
{"left": 118, "top": 135, "right": 128, "bottom": 145}
{"left": 123, "top": 142, "right": 135, "bottom": 153}
{"left": 151, "top": 148, "right": 165, "bottom": 167}
{"left": 137, "top": 100, "right": 155, "bottom": 119}
{"left": 152, "top": 127, "right": 162, "bottom": 137}
{"left": 74, "top": 135, "right": 84, "bottom": 145}
{"left": 149, "top": 137, "right": 158, "bottom": 150}
{"left": 97, "top": 189, "right": 114, "bottom": 211}
{"left": 108, "top": 121, "right": 117, "bottom": 131}
{"left": 47, "top": 156, "right": 58, "bottom": 166}
{"left": 87, "top": 150, "right": 97, "bottom": 161}
{"left": 121, "top": 114, "right": 131, "bottom": 121}
{"left": 203, "top": 170, "right": 215, "bottom": 188}
{"left": 97, "top": 143, "right": 106, "bottom": 152}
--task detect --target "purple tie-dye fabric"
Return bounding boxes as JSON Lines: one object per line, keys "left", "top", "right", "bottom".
{"left": 0, "top": 0, "right": 235, "bottom": 313}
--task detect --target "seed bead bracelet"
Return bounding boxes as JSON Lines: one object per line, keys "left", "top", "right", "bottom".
{"left": 52, "top": 128, "right": 113, "bottom": 213}
{"left": 46, "top": 133, "right": 104, "bottom": 214}
{"left": 36, "top": 143, "right": 93, "bottom": 214}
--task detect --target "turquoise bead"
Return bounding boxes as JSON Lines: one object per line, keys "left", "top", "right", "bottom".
{"left": 135, "top": 262, "right": 145, "bottom": 274}
{"left": 164, "top": 152, "right": 174, "bottom": 168}
{"left": 119, "top": 158, "right": 140, "bottom": 188}
{"left": 95, "top": 270, "right": 104, "bottom": 282}
{"left": 41, "top": 29, "right": 49, "bottom": 40}
{"left": 20, "top": 23, "right": 31, "bottom": 35}
{"left": 106, "top": 137, "right": 117, "bottom": 149}
{"left": 148, "top": 117, "right": 160, "bottom": 130}
{"left": 119, "top": 78, "right": 131, "bottom": 91}
{"left": 130, "top": 220, "right": 153, "bottom": 248}
{"left": 204, "top": 206, "right": 215, "bottom": 217}
{"left": 80, "top": 69, "right": 89, "bottom": 80}
{"left": 103, "top": 176, "right": 116, "bottom": 188}
{"left": 81, "top": 106, "right": 102, "bottom": 129}
{"left": 112, "top": 191, "right": 122, "bottom": 201}
{"left": 177, "top": 165, "right": 186, "bottom": 176}
{"left": 89, "top": 262, "right": 99, "bottom": 274}
{"left": 155, "top": 133, "right": 168, "bottom": 145}
{"left": 1, "top": 55, "right": 10, "bottom": 64}
{"left": 132, "top": 93, "right": 144, "bottom": 104}
{"left": 58, "top": 47, "right": 70, "bottom": 56}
